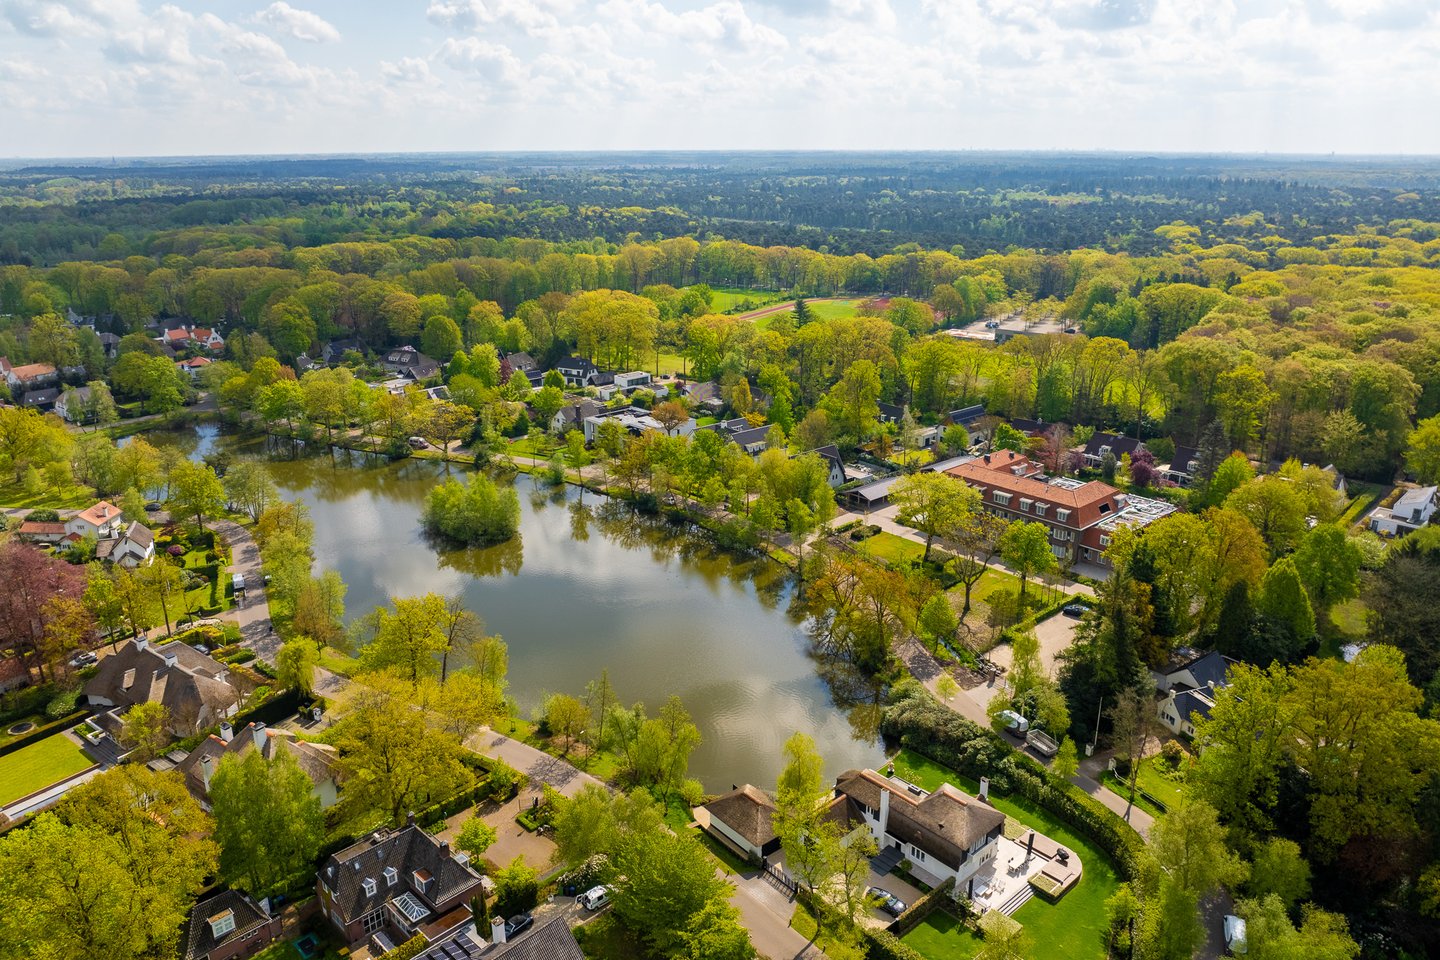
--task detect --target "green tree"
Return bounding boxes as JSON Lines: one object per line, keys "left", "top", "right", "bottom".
{"left": 120, "top": 701, "right": 171, "bottom": 760}
{"left": 1247, "top": 838, "right": 1311, "bottom": 908}
{"left": 168, "top": 460, "right": 224, "bottom": 531}
{"left": 998, "top": 520, "right": 1058, "bottom": 600}
{"left": 422, "top": 314, "right": 464, "bottom": 360}
{"left": 333, "top": 674, "right": 473, "bottom": 825}
{"left": 1201, "top": 452, "right": 1254, "bottom": 509}
{"left": 823, "top": 359, "right": 882, "bottom": 443}
{"left": 918, "top": 592, "right": 959, "bottom": 654}
{"left": 222, "top": 460, "right": 277, "bottom": 522}
{"left": 210, "top": 749, "right": 324, "bottom": 898}
{"left": 612, "top": 826, "right": 732, "bottom": 957}
{"left": 544, "top": 692, "right": 589, "bottom": 755}
{"left": 422, "top": 473, "right": 521, "bottom": 545}
{"left": 1255, "top": 557, "right": 1316, "bottom": 648}
{"left": 1237, "top": 895, "right": 1359, "bottom": 960}
{"left": 678, "top": 899, "right": 757, "bottom": 960}
{"left": 1051, "top": 736, "right": 1080, "bottom": 781}
{"left": 275, "top": 638, "right": 318, "bottom": 696}
{"left": 1226, "top": 478, "right": 1308, "bottom": 556}
{"left": 455, "top": 817, "right": 498, "bottom": 861}
{"left": 492, "top": 856, "right": 540, "bottom": 917}
{"left": 776, "top": 731, "right": 824, "bottom": 810}
{"left": 1291, "top": 525, "right": 1361, "bottom": 615}
{"left": 890, "top": 470, "right": 980, "bottom": 562}
{"left": 1406, "top": 414, "right": 1440, "bottom": 484}
{"left": 0, "top": 766, "right": 216, "bottom": 960}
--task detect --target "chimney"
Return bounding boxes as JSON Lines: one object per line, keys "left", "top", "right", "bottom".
{"left": 135, "top": 637, "right": 148, "bottom": 652}
{"left": 979, "top": 777, "right": 990, "bottom": 802}
{"left": 200, "top": 754, "right": 215, "bottom": 792}
{"left": 983, "top": 454, "right": 991, "bottom": 464}
{"left": 878, "top": 782, "right": 890, "bottom": 834}
{"left": 252, "top": 723, "right": 267, "bottom": 750}
{"left": 439, "top": 839, "right": 450, "bottom": 857}
{"left": 490, "top": 916, "right": 506, "bottom": 945}
{"left": 406, "top": 811, "right": 416, "bottom": 828}
{"left": 219, "top": 722, "right": 233, "bottom": 743}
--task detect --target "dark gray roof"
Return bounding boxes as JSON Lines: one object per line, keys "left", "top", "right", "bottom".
{"left": 1169, "top": 445, "right": 1201, "bottom": 471}
{"left": 877, "top": 402, "right": 905, "bottom": 422}
{"left": 1008, "top": 418, "right": 1048, "bottom": 435}
{"left": 556, "top": 356, "right": 596, "bottom": 373}
{"left": 806, "top": 444, "right": 843, "bottom": 471}
{"left": 1174, "top": 689, "right": 1216, "bottom": 726}
{"left": 488, "top": 919, "right": 584, "bottom": 960}
{"left": 503, "top": 352, "right": 537, "bottom": 372}
{"left": 834, "top": 769, "right": 1004, "bottom": 872}
{"left": 1084, "top": 432, "right": 1143, "bottom": 458}
{"left": 22, "top": 387, "right": 60, "bottom": 407}
{"left": 184, "top": 889, "right": 274, "bottom": 960}
{"left": 1174, "top": 650, "right": 1232, "bottom": 691}
{"left": 320, "top": 823, "right": 484, "bottom": 927}
{"left": 946, "top": 404, "right": 987, "bottom": 425}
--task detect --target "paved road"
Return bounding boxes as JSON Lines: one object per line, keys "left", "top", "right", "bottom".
{"left": 465, "top": 728, "right": 606, "bottom": 799}
{"left": 728, "top": 874, "right": 826, "bottom": 960}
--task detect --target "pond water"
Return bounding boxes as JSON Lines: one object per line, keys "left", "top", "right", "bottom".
{"left": 145, "top": 425, "right": 886, "bottom": 789}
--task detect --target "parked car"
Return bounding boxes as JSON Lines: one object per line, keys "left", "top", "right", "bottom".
{"left": 407, "top": 436, "right": 429, "bottom": 449}
{"left": 984, "top": 320, "right": 1000, "bottom": 329}
{"left": 866, "top": 886, "right": 906, "bottom": 916}
{"left": 1062, "top": 603, "right": 1087, "bottom": 618}
{"left": 578, "top": 885, "right": 612, "bottom": 911}
{"left": 1224, "top": 914, "right": 1248, "bottom": 955}
{"left": 503, "top": 913, "right": 534, "bottom": 939}
{"left": 999, "top": 709, "right": 1030, "bottom": 735}
{"left": 68, "top": 651, "right": 98, "bottom": 668}
{"left": 144, "top": 501, "right": 161, "bottom": 512}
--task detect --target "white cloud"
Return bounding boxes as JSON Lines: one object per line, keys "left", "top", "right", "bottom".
{"left": 438, "top": 36, "right": 528, "bottom": 87}
{"left": 599, "top": 0, "right": 788, "bottom": 53}
{"left": 380, "top": 56, "right": 433, "bottom": 85}
{"left": 426, "top": 0, "right": 579, "bottom": 36}
{"left": 253, "top": 2, "right": 340, "bottom": 43}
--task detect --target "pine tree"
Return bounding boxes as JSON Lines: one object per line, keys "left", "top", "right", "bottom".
{"left": 792, "top": 298, "right": 813, "bottom": 326}
{"left": 1256, "top": 557, "right": 1316, "bottom": 648}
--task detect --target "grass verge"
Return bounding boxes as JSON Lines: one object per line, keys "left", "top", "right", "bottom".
{"left": 0, "top": 733, "right": 93, "bottom": 805}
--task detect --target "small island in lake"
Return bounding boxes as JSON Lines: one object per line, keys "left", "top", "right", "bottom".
{"left": 422, "top": 472, "right": 522, "bottom": 546}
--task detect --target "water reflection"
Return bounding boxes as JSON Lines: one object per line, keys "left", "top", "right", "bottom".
{"left": 143, "top": 425, "right": 887, "bottom": 788}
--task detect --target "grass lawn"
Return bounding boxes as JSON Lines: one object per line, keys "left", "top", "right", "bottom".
{"left": 892, "top": 449, "right": 936, "bottom": 468}
{"left": 1099, "top": 772, "right": 1165, "bottom": 818}
{"left": 693, "top": 825, "right": 753, "bottom": 876}
{"left": 0, "top": 476, "right": 95, "bottom": 510}
{"left": 858, "top": 531, "right": 925, "bottom": 565}
{"left": 706, "top": 287, "right": 784, "bottom": 312}
{"left": 806, "top": 299, "right": 865, "bottom": 320}
{"left": 891, "top": 749, "right": 1119, "bottom": 960}
{"left": 574, "top": 913, "right": 646, "bottom": 960}
{"left": 652, "top": 350, "right": 687, "bottom": 377}
{"left": 317, "top": 647, "right": 363, "bottom": 678}
{"left": 0, "top": 733, "right": 93, "bottom": 805}
{"left": 508, "top": 436, "right": 559, "bottom": 459}
{"left": 902, "top": 909, "right": 984, "bottom": 959}
{"left": 0, "top": 714, "right": 48, "bottom": 749}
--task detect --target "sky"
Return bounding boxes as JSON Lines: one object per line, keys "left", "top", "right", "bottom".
{"left": 1, "top": 0, "right": 1438, "bottom": 157}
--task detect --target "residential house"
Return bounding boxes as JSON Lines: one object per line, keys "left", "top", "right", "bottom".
{"left": 597, "top": 370, "right": 656, "bottom": 402}
{"left": 682, "top": 380, "right": 725, "bottom": 412}
{"left": 945, "top": 452, "right": 1176, "bottom": 566}
{"left": 178, "top": 356, "right": 213, "bottom": 379}
{"left": 410, "top": 919, "right": 583, "bottom": 960}
{"left": 1081, "top": 432, "right": 1145, "bottom": 469}
{"left": 98, "top": 332, "right": 121, "bottom": 359}
{"left": 54, "top": 386, "right": 92, "bottom": 423}
{"left": 877, "top": 401, "right": 905, "bottom": 425}
{"left": 1153, "top": 649, "right": 1236, "bottom": 738}
{"left": 94, "top": 521, "right": 156, "bottom": 569}
{"left": 15, "top": 519, "right": 67, "bottom": 545}
{"left": 176, "top": 720, "right": 340, "bottom": 808}
{"left": 555, "top": 355, "right": 614, "bottom": 388}
{"left": 1, "top": 357, "right": 59, "bottom": 393}
{"left": 698, "top": 784, "right": 781, "bottom": 861}
{"left": 806, "top": 444, "right": 847, "bottom": 488}
{"left": 1006, "top": 418, "right": 1050, "bottom": 438}
{"left": 20, "top": 387, "right": 59, "bottom": 412}
{"left": 944, "top": 404, "right": 989, "bottom": 445}
{"left": 382, "top": 346, "right": 441, "bottom": 381}
{"left": 502, "top": 351, "right": 537, "bottom": 374}
{"left": 82, "top": 638, "right": 242, "bottom": 737}
{"left": 317, "top": 817, "right": 486, "bottom": 951}
{"left": 193, "top": 327, "right": 226, "bottom": 352}
{"left": 581, "top": 406, "right": 697, "bottom": 443}
{"left": 1369, "top": 485, "right": 1439, "bottom": 537}
{"left": 552, "top": 398, "right": 603, "bottom": 435}
{"left": 832, "top": 768, "right": 1005, "bottom": 895}
{"left": 702, "top": 416, "right": 773, "bottom": 457}
{"left": 160, "top": 326, "right": 226, "bottom": 353}
{"left": 0, "top": 655, "right": 29, "bottom": 694}
{"left": 1161, "top": 444, "right": 1202, "bottom": 487}
{"left": 183, "top": 889, "right": 282, "bottom": 960}
{"left": 322, "top": 338, "right": 365, "bottom": 365}
{"left": 66, "top": 500, "right": 126, "bottom": 540}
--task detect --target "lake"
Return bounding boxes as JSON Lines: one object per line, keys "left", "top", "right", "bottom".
{"left": 145, "top": 424, "right": 887, "bottom": 789}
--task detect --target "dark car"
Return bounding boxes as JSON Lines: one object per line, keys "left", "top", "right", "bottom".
{"left": 1062, "top": 604, "right": 1087, "bottom": 618}
{"left": 866, "top": 886, "right": 906, "bottom": 917}
{"left": 504, "top": 913, "right": 534, "bottom": 939}
{"left": 144, "top": 502, "right": 161, "bottom": 512}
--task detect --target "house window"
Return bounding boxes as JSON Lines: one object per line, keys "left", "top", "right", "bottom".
{"left": 384, "top": 867, "right": 398, "bottom": 887}
{"left": 1055, "top": 509, "right": 1070, "bottom": 523}
{"left": 1099, "top": 535, "right": 1111, "bottom": 547}
{"left": 362, "top": 877, "right": 377, "bottom": 897}
{"left": 910, "top": 845, "right": 926, "bottom": 862}
{"left": 1034, "top": 503, "right": 1048, "bottom": 516}
{"left": 993, "top": 492, "right": 1012, "bottom": 506}
{"left": 362, "top": 910, "right": 385, "bottom": 935}
{"left": 209, "top": 911, "right": 236, "bottom": 939}
{"left": 1019, "top": 498, "right": 1033, "bottom": 513}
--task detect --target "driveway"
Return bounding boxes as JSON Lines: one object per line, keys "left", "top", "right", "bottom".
{"left": 729, "top": 871, "right": 827, "bottom": 960}
{"left": 988, "top": 610, "right": 1080, "bottom": 678}
{"left": 465, "top": 728, "right": 605, "bottom": 799}
{"left": 436, "top": 793, "right": 558, "bottom": 873}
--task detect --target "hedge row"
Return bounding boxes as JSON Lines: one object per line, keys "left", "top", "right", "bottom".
{"left": 888, "top": 878, "right": 955, "bottom": 938}
{"left": 417, "top": 774, "right": 493, "bottom": 830}
{"left": 864, "top": 929, "right": 929, "bottom": 960}
{"left": 882, "top": 684, "right": 1145, "bottom": 881}
{"left": 378, "top": 934, "right": 427, "bottom": 960}
{"left": 0, "top": 710, "right": 89, "bottom": 758}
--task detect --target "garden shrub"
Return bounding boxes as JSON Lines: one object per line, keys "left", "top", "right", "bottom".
{"left": 45, "top": 690, "right": 80, "bottom": 720}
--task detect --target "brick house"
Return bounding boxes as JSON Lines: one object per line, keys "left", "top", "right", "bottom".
{"left": 183, "top": 889, "right": 282, "bottom": 960}
{"left": 317, "top": 817, "right": 486, "bottom": 951}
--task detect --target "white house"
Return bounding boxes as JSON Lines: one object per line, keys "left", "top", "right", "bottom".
{"left": 581, "top": 406, "right": 697, "bottom": 443}
{"left": 697, "top": 785, "right": 781, "bottom": 861}
{"left": 66, "top": 501, "right": 126, "bottom": 540}
{"left": 833, "top": 768, "right": 1005, "bottom": 895}
{"left": 54, "top": 386, "right": 92, "bottom": 424}
{"left": 805, "top": 445, "right": 847, "bottom": 488}
{"left": 96, "top": 521, "right": 155, "bottom": 568}
{"left": 1152, "top": 649, "right": 1236, "bottom": 737}
{"left": 1369, "top": 485, "right": 1438, "bottom": 537}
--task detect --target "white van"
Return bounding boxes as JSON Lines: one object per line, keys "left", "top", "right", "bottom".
{"left": 232, "top": 573, "right": 245, "bottom": 594}
{"left": 1224, "top": 914, "right": 1247, "bottom": 955}
{"left": 999, "top": 709, "right": 1030, "bottom": 735}
{"left": 578, "top": 885, "right": 611, "bottom": 911}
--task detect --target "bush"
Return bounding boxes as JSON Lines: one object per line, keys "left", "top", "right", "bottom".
{"left": 713, "top": 518, "right": 760, "bottom": 552}
{"left": 421, "top": 473, "right": 521, "bottom": 545}
{"left": 378, "top": 934, "right": 428, "bottom": 960}
{"left": 864, "top": 929, "right": 929, "bottom": 960}
{"left": 25, "top": 508, "right": 60, "bottom": 523}
{"left": 45, "top": 690, "right": 80, "bottom": 720}
{"left": 493, "top": 860, "right": 540, "bottom": 917}
{"left": 1160, "top": 740, "right": 1185, "bottom": 768}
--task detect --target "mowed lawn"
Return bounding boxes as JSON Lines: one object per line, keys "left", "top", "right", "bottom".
{"left": 0, "top": 734, "right": 93, "bottom": 805}
{"left": 903, "top": 908, "right": 984, "bottom": 959}
{"left": 891, "top": 749, "right": 1120, "bottom": 960}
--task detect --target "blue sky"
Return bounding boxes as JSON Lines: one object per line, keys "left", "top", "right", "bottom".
{"left": 1, "top": 0, "right": 1437, "bottom": 157}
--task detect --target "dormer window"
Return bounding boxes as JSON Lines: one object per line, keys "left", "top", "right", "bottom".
{"left": 1019, "top": 498, "right": 1033, "bottom": 512}
{"left": 1034, "top": 503, "right": 1048, "bottom": 516}
{"left": 993, "top": 491, "right": 1012, "bottom": 506}
{"left": 384, "top": 866, "right": 398, "bottom": 887}
{"left": 1055, "top": 508, "right": 1071, "bottom": 523}
{"left": 362, "top": 877, "right": 377, "bottom": 897}
{"left": 208, "top": 910, "right": 236, "bottom": 939}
